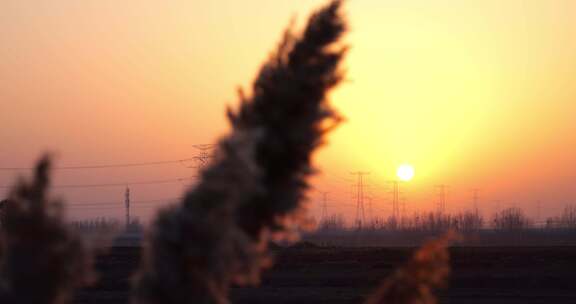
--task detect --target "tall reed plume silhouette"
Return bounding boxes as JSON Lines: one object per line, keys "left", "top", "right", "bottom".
{"left": 132, "top": 1, "right": 347, "bottom": 303}
{"left": 0, "top": 156, "right": 93, "bottom": 304}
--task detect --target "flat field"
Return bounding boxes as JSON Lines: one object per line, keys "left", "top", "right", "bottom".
{"left": 76, "top": 245, "right": 576, "bottom": 303}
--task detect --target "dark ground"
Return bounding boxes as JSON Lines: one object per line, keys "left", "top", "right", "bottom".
{"left": 75, "top": 245, "right": 576, "bottom": 304}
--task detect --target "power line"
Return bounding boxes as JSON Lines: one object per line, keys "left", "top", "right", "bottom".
{"left": 65, "top": 206, "right": 122, "bottom": 210}
{"left": 67, "top": 197, "right": 183, "bottom": 206}
{"left": 67, "top": 204, "right": 164, "bottom": 210}
{"left": 320, "top": 170, "right": 354, "bottom": 184}
{"left": 0, "top": 157, "right": 197, "bottom": 171}
{"left": 0, "top": 177, "right": 195, "bottom": 189}
{"left": 67, "top": 198, "right": 183, "bottom": 210}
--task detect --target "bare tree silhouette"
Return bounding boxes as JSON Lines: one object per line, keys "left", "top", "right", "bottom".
{"left": 492, "top": 207, "right": 532, "bottom": 231}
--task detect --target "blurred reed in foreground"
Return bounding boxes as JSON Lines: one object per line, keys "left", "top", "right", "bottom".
{"left": 0, "top": 157, "right": 93, "bottom": 304}
{"left": 132, "top": 1, "right": 346, "bottom": 303}
{"left": 365, "top": 233, "right": 456, "bottom": 304}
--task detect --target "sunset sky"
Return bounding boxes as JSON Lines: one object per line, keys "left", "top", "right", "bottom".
{"left": 1, "top": 0, "right": 575, "bottom": 223}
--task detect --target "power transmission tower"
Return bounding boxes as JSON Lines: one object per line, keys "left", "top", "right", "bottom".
{"left": 401, "top": 195, "right": 407, "bottom": 218}
{"left": 367, "top": 196, "right": 373, "bottom": 225}
{"left": 320, "top": 192, "right": 329, "bottom": 223}
{"left": 125, "top": 187, "right": 130, "bottom": 230}
{"left": 351, "top": 171, "right": 370, "bottom": 229}
{"left": 387, "top": 180, "right": 406, "bottom": 220}
{"left": 471, "top": 188, "right": 481, "bottom": 215}
{"left": 493, "top": 200, "right": 502, "bottom": 214}
{"left": 435, "top": 185, "right": 448, "bottom": 214}
{"left": 192, "top": 144, "right": 215, "bottom": 171}
{"left": 391, "top": 181, "right": 400, "bottom": 219}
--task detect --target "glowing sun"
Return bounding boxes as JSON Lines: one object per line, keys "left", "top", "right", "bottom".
{"left": 397, "top": 164, "right": 415, "bottom": 182}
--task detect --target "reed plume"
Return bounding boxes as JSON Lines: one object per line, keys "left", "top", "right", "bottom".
{"left": 0, "top": 156, "right": 93, "bottom": 304}
{"left": 132, "top": 1, "right": 347, "bottom": 303}
{"left": 365, "top": 233, "right": 455, "bottom": 304}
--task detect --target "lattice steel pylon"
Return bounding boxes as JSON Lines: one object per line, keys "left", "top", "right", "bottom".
{"left": 351, "top": 171, "right": 370, "bottom": 229}
{"left": 435, "top": 184, "right": 448, "bottom": 214}
{"left": 192, "top": 144, "right": 215, "bottom": 171}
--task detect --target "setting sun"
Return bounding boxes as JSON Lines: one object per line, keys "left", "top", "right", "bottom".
{"left": 397, "top": 164, "right": 415, "bottom": 182}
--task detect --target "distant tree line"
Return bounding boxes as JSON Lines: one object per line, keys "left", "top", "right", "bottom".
{"left": 545, "top": 205, "right": 576, "bottom": 229}
{"left": 317, "top": 205, "right": 576, "bottom": 232}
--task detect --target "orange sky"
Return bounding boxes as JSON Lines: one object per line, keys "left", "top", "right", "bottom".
{"left": 1, "top": 0, "right": 575, "bottom": 223}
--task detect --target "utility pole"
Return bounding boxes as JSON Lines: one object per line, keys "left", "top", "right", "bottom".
{"left": 125, "top": 187, "right": 130, "bottom": 230}
{"left": 435, "top": 185, "right": 448, "bottom": 214}
{"left": 351, "top": 171, "right": 370, "bottom": 229}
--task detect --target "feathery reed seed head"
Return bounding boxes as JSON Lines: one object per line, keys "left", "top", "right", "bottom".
{"left": 132, "top": 1, "right": 347, "bottom": 303}
{"left": 365, "top": 232, "right": 457, "bottom": 304}
{"left": 0, "top": 156, "right": 93, "bottom": 304}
